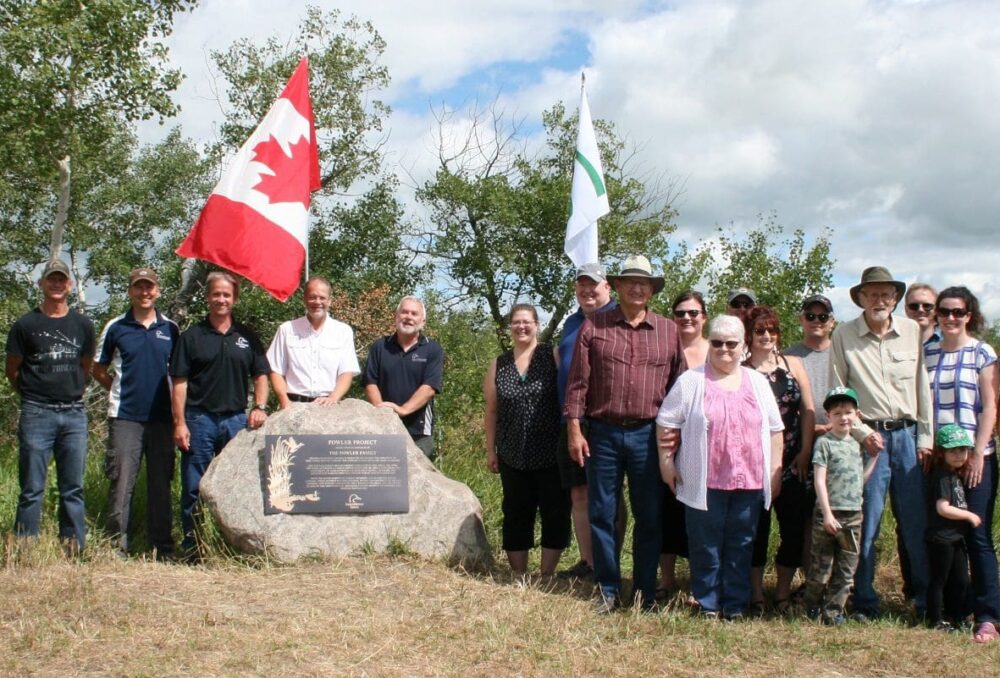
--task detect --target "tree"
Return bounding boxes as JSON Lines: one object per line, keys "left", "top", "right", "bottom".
{"left": 701, "top": 212, "right": 834, "bottom": 343}
{"left": 0, "top": 0, "right": 196, "bottom": 280}
{"left": 416, "top": 100, "right": 702, "bottom": 349}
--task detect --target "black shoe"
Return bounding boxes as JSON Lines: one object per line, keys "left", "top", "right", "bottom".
{"left": 592, "top": 593, "right": 620, "bottom": 615}
{"left": 849, "top": 609, "right": 878, "bottom": 623}
{"left": 557, "top": 560, "right": 594, "bottom": 580}
{"left": 806, "top": 607, "right": 822, "bottom": 621}
{"left": 723, "top": 611, "right": 746, "bottom": 623}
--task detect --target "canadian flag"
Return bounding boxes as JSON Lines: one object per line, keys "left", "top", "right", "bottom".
{"left": 177, "top": 57, "right": 321, "bottom": 301}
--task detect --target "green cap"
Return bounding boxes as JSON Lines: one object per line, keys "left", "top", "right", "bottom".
{"left": 823, "top": 386, "right": 859, "bottom": 410}
{"left": 935, "top": 424, "right": 973, "bottom": 449}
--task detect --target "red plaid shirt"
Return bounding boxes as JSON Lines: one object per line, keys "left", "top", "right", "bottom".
{"left": 563, "top": 306, "right": 686, "bottom": 421}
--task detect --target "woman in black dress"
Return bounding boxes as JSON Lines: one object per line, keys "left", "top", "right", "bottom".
{"left": 484, "top": 303, "right": 570, "bottom": 575}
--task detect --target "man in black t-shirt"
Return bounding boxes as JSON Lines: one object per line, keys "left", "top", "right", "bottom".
{"left": 5, "top": 259, "right": 95, "bottom": 553}
{"left": 363, "top": 296, "right": 444, "bottom": 459}
{"left": 170, "top": 271, "right": 270, "bottom": 553}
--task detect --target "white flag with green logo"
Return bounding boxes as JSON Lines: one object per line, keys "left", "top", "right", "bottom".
{"left": 565, "top": 83, "right": 609, "bottom": 268}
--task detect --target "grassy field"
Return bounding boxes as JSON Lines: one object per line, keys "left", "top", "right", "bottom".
{"left": 1, "top": 552, "right": 998, "bottom": 676}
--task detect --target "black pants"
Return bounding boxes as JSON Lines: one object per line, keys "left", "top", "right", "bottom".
{"left": 751, "top": 477, "right": 813, "bottom": 569}
{"left": 926, "top": 538, "right": 971, "bottom": 625}
{"left": 498, "top": 460, "right": 571, "bottom": 551}
{"left": 660, "top": 482, "right": 688, "bottom": 557}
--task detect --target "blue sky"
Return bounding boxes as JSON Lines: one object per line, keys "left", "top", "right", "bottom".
{"left": 152, "top": 0, "right": 1000, "bottom": 318}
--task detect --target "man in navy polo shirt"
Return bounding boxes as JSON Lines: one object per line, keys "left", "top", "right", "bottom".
{"left": 364, "top": 296, "right": 444, "bottom": 459}
{"left": 170, "top": 271, "right": 270, "bottom": 554}
{"left": 94, "top": 267, "right": 178, "bottom": 558}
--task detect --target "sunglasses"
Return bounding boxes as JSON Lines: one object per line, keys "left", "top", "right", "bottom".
{"left": 673, "top": 309, "right": 703, "bottom": 318}
{"left": 937, "top": 308, "right": 969, "bottom": 319}
{"left": 803, "top": 312, "right": 830, "bottom": 323}
{"left": 728, "top": 300, "right": 754, "bottom": 309}
{"left": 710, "top": 339, "right": 740, "bottom": 350}
{"left": 753, "top": 327, "right": 778, "bottom": 336}
{"left": 906, "top": 302, "right": 934, "bottom": 313}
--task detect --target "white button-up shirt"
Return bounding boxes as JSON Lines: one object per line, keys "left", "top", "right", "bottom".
{"left": 266, "top": 316, "right": 360, "bottom": 398}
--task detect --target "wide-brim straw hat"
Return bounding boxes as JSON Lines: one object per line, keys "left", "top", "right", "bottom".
{"left": 606, "top": 254, "right": 665, "bottom": 294}
{"left": 849, "top": 266, "right": 906, "bottom": 308}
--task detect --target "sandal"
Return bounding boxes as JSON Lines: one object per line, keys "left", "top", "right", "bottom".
{"left": 750, "top": 599, "right": 767, "bottom": 617}
{"left": 974, "top": 621, "right": 999, "bottom": 644}
{"left": 655, "top": 587, "right": 672, "bottom": 602}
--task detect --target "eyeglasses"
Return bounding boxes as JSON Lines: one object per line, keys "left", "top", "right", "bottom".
{"left": 803, "top": 312, "right": 830, "bottom": 323}
{"left": 710, "top": 339, "right": 740, "bottom": 350}
{"left": 906, "top": 302, "right": 934, "bottom": 313}
{"left": 673, "top": 309, "right": 703, "bottom": 318}
{"left": 728, "top": 300, "right": 754, "bottom": 309}
{"left": 753, "top": 327, "right": 778, "bottom": 336}
{"left": 937, "top": 308, "right": 969, "bottom": 319}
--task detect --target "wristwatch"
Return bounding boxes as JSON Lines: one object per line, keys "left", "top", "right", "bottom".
{"left": 252, "top": 403, "right": 268, "bottom": 413}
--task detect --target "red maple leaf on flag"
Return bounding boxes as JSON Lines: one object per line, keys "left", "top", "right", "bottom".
{"left": 251, "top": 135, "right": 312, "bottom": 206}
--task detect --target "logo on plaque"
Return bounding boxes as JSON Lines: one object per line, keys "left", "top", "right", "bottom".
{"left": 263, "top": 434, "right": 409, "bottom": 514}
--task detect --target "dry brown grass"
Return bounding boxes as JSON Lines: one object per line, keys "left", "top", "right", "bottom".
{"left": 1, "top": 553, "right": 998, "bottom": 677}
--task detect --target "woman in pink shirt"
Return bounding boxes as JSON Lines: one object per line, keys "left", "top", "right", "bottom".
{"left": 657, "top": 314, "right": 784, "bottom": 620}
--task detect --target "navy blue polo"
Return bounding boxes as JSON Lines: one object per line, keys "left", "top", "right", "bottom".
{"left": 97, "top": 309, "right": 178, "bottom": 422}
{"left": 363, "top": 333, "right": 444, "bottom": 437}
{"left": 170, "top": 317, "right": 270, "bottom": 414}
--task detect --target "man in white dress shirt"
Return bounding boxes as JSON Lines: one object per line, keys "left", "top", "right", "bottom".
{"left": 267, "top": 277, "right": 360, "bottom": 408}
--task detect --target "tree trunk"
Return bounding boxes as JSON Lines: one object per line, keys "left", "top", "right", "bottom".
{"left": 50, "top": 155, "right": 71, "bottom": 260}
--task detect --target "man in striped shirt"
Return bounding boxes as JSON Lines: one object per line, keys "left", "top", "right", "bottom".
{"left": 565, "top": 255, "right": 687, "bottom": 612}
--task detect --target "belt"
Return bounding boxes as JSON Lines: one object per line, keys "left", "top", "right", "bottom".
{"left": 593, "top": 417, "right": 654, "bottom": 429}
{"left": 863, "top": 418, "right": 915, "bottom": 432}
{"left": 287, "top": 393, "right": 317, "bottom": 403}
{"left": 23, "top": 399, "right": 84, "bottom": 411}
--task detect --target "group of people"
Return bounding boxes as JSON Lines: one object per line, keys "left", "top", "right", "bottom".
{"left": 5, "top": 264, "right": 443, "bottom": 559}
{"left": 483, "top": 256, "right": 999, "bottom": 643}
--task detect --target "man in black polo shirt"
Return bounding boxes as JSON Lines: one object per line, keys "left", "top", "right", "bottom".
{"left": 364, "top": 296, "right": 444, "bottom": 459}
{"left": 170, "top": 271, "right": 270, "bottom": 553}
{"left": 5, "top": 259, "right": 95, "bottom": 554}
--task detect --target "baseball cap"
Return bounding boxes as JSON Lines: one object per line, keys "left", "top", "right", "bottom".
{"left": 823, "top": 386, "right": 859, "bottom": 410}
{"left": 935, "top": 424, "right": 974, "bottom": 449}
{"left": 129, "top": 267, "right": 159, "bottom": 285}
{"left": 576, "top": 263, "right": 607, "bottom": 283}
{"left": 727, "top": 287, "right": 757, "bottom": 305}
{"left": 41, "top": 259, "right": 71, "bottom": 280}
{"left": 801, "top": 294, "right": 833, "bottom": 313}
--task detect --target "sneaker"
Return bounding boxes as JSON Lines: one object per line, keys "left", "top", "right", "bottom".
{"left": 806, "top": 607, "right": 822, "bottom": 621}
{"left": 557, "top": 560, "right": 594, "bottom": 580}
{"left": 723, "top": 610, "right": 746, "bottom": 623}
{"left": 932, "top": 621, "right": 956, "bottom": 633}
{"left": 823, "top": 613, "right": 847, "bottom": 626}
{"left": 849, "top": 610, "right": 877, "bottom": 623}
{"left": 592, "top": 592, "right": 620, "bottom": 615}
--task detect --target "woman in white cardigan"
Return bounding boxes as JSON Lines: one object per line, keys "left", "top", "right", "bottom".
{"left": 657, "top": 314, "right": 784, "bottom": 620}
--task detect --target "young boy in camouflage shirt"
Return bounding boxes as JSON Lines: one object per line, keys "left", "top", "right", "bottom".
{"left": 805, "top": 387, "right": 879, "bottom": 625}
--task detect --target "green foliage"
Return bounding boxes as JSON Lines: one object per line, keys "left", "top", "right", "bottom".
{"left": 701, "top": 213, "right": 835, "bottom": 344}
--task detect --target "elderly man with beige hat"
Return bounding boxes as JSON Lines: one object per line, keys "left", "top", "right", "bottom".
{"left": 829, "top": 265, "right": 933, "bottom": 621}
{"left": 564, "top": 254, "right": 687, "bottom": 612}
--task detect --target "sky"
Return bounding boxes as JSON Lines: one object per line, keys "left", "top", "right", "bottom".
{"left": 148, "top": 0, "right": 1000, "bottom": 319}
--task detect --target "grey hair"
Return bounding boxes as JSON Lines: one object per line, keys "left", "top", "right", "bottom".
{"left": 708, "top": 315, "right": 745, "bottom": 342}
{"left": 396, "top": 295, "right": 426, "bottom": 319}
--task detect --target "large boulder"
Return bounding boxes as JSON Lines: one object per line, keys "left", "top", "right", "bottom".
{"left": 199, "top": 399, "right": 492, "bottom": 566}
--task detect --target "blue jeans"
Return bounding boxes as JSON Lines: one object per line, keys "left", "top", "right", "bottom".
{"left": 854, "top": 425, "right": 928, "bottom": 612}
{"left": 686, "top": 488, "right": 763, "bottom": 615}
{"left": 15, "top": 401, "right": 88, "bottom": 549}
{"left": 966, "top": 453, "right": 1000, "bottom": 624}
{"left": 585, "top": 419, "right": 661, "bottom": 605}
{"left": 180, "top": 408, "right": 246, "bottom": 550}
